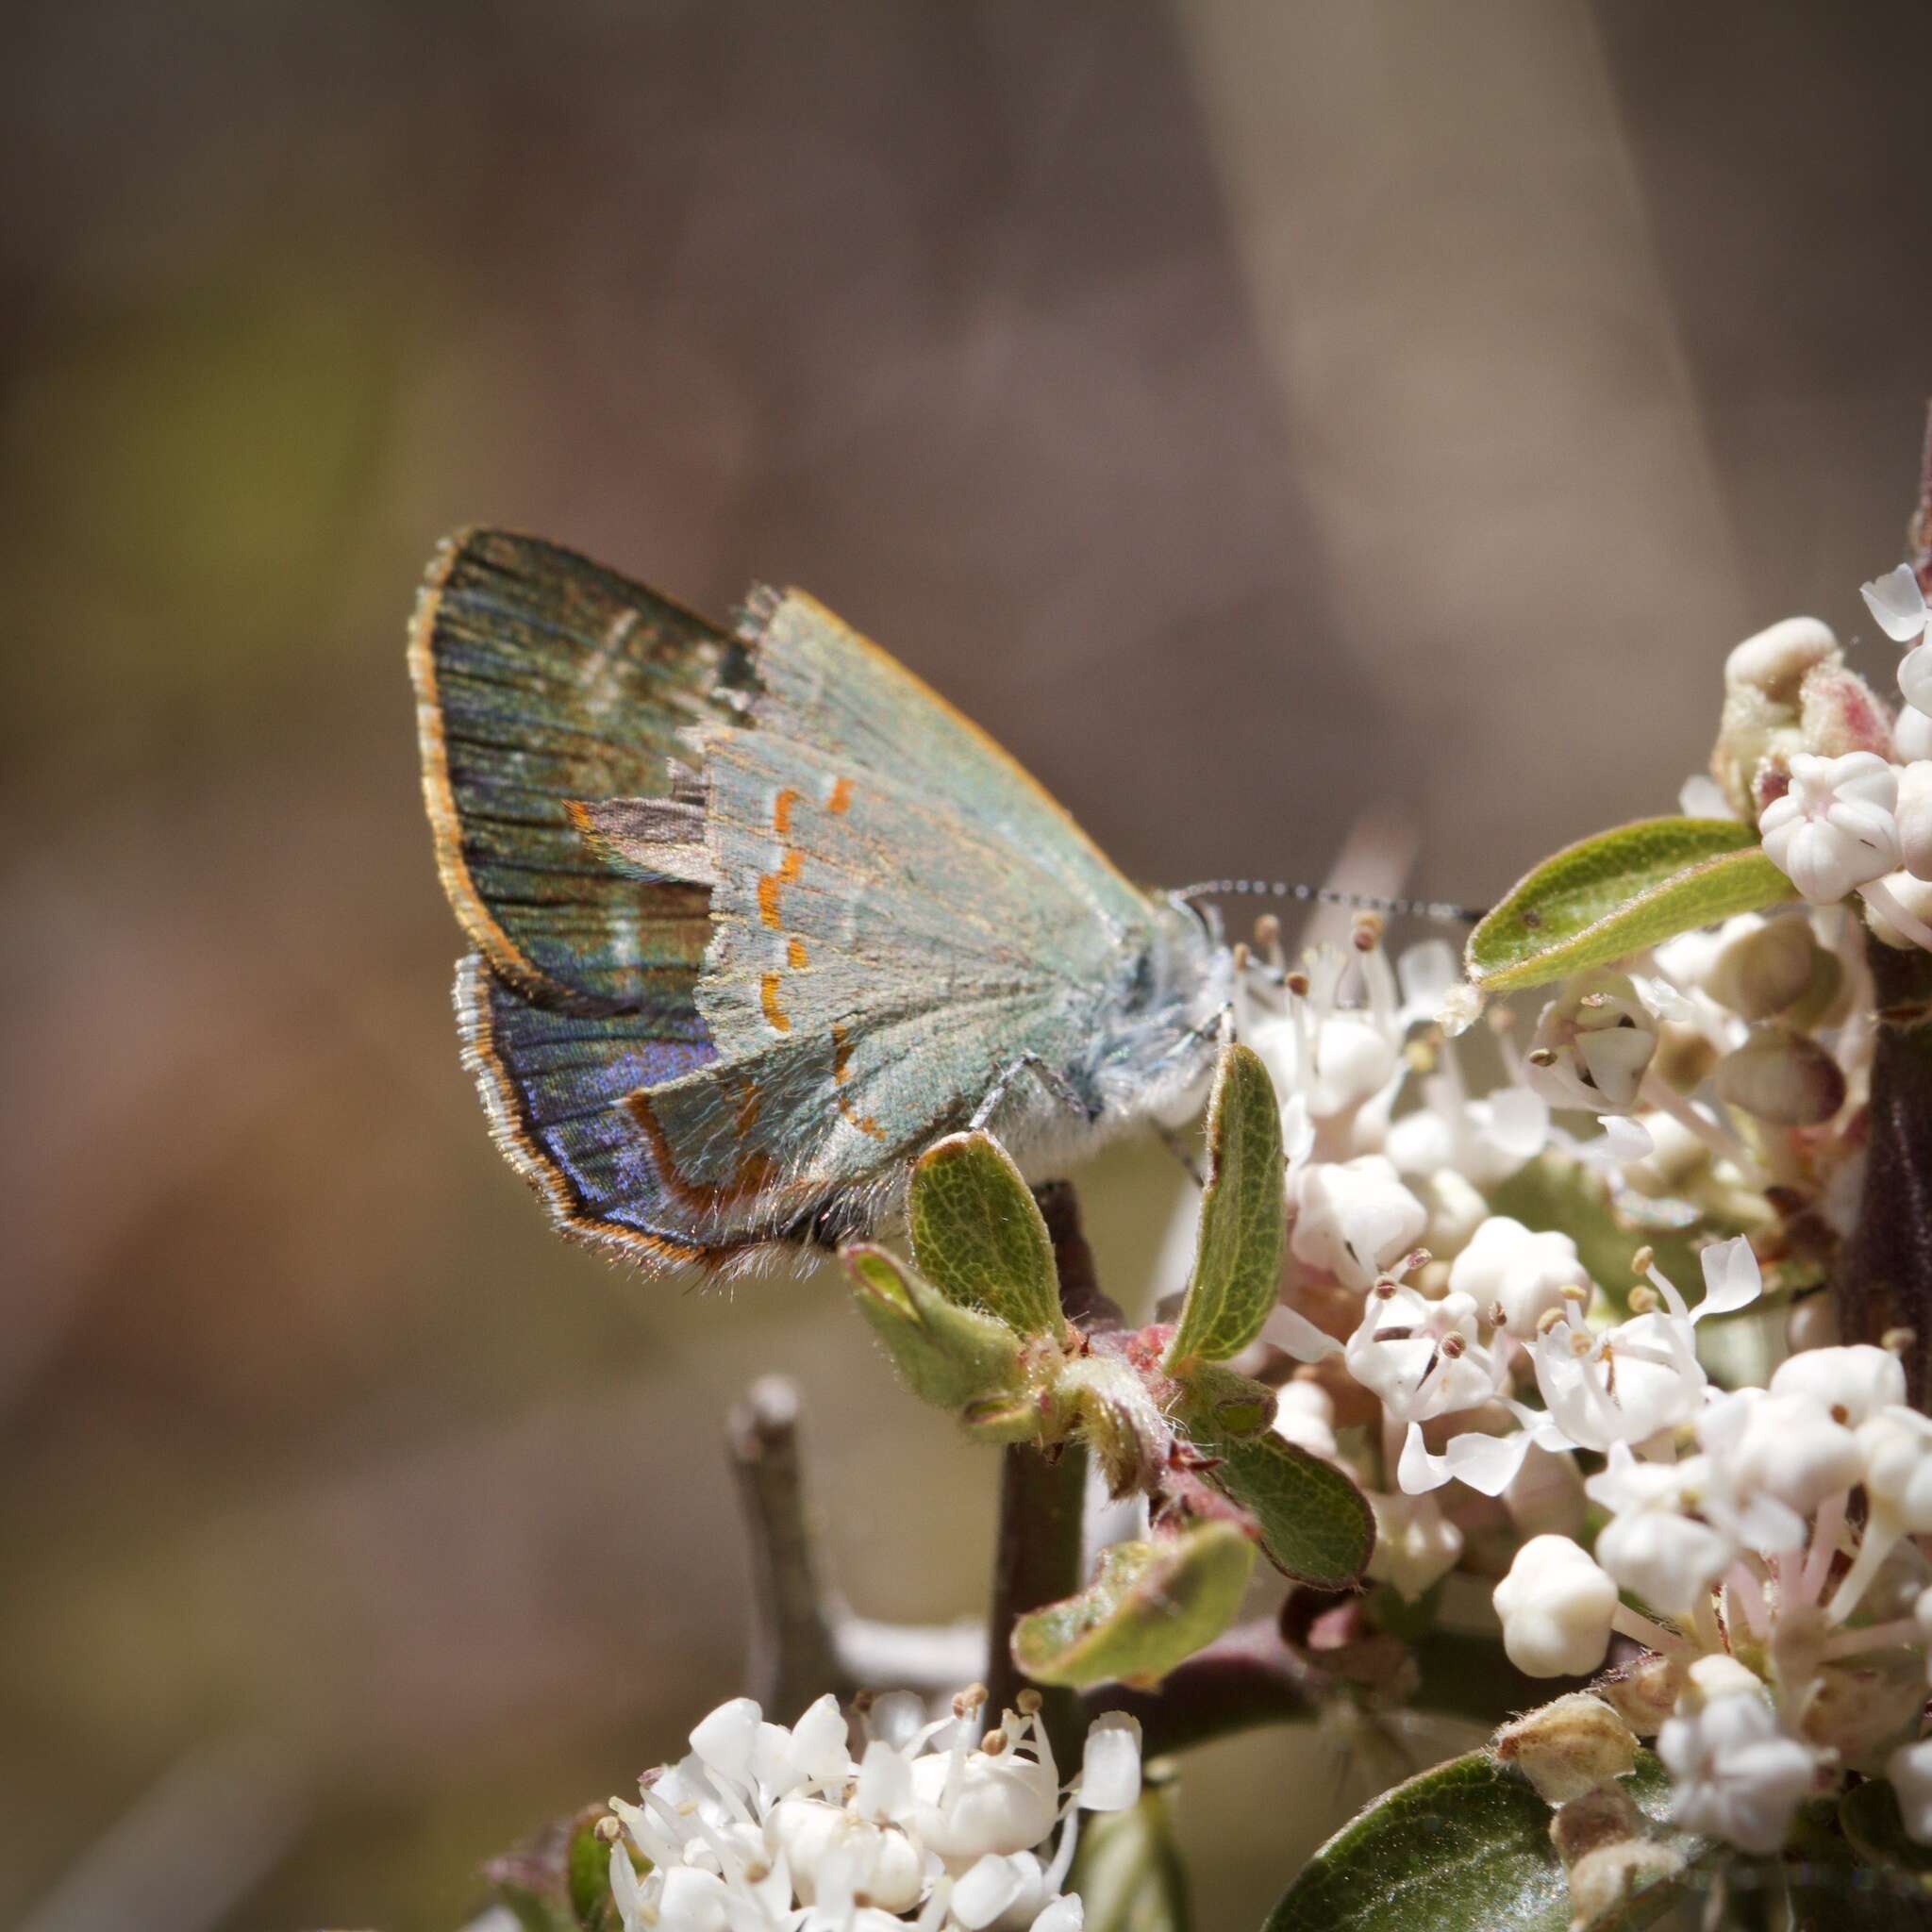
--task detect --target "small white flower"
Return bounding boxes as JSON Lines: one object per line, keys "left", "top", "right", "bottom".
{"left": 1757, "top": 751, "right": 1901, "bottom": 904}
{"left": 1447, "top": 1215, "right": 1589, "bottom": 1339}
{"left": 1343, "top": 1283, "right": 1505, "bottom": 1424}
{"left": 1290, "top": 1156, "right": 1427, "bottom": 1291}
{"left": 1897, "top": 704, "right": 1932, "bottom": 763}
{"left": 1857, "top": 1407, "right": 1932, "bottom": 1535}
{"left": 1492, "top": 1534, "right": 1618, "bottom": 1677}
{"left": 908, "top": 1729, "right": 1059, "bottom": 1859}
{"left": 1523, "top": 971, "right": 1658, "bottom": 1115}
{"left": 1366, "top": 1488, "right": 1465, "bottom": 1600}
{"left": 1657, "top": 1657, "right": 1817, "bottom": 1855}
{"left": 1887, "top": 1737, "right": 1932, "bottom": 1848}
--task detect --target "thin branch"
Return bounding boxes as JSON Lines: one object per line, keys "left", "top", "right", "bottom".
{"left": 728, "top": 1375, "right": 849, "bottom": 1711}
{"left": 729, "top": 1375, "right": 989, "bottom": 1708}
{"left": 986, "top": 1439, "right": 1090, "bottom": 1763}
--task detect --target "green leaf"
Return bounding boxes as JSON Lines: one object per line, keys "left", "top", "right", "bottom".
{"left": 1261, "top": 1750, "right": 1695, "bottom": 1932}
{"left": 1069, "top": 1779, "right": 1193, "bottom": 1932}
{"left": 1184, "top": 1405, "right": 1374, "bottom": 1588}
{"left": 1840, "top": 1778, "right": 1932, "bottom": 1893}
{"left": 1012, "top": 1523, "right": 1256, "bottom": 1689}
{"left": 843, "top": 1244, "right": 1031, "bottom": 1417}
{"left": 1166, "top": 1044, "right": 1286, "bottom": 1371}
{"left": 908, "top": 1131, "right": 1068, "bottom": 1341}
{"left": 1467, "top": 817, "right": 1795, "bottom": 994}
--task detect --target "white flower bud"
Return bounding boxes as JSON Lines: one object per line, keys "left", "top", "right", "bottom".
{"left": 908, "top": 1736, "right": 1059, "bottom": 1857}
{"left": 1757, "top": 751, "right": 1901, "bottom": 904}
{"left": 1896, "top": 704, "right": 1932, "bottom": 763}
{"left": 1291, "top": 1155, "right": 1427, "bottom": 1291}
{"left": 1887, "top": 1737, "right": 1932, "bottom": 1848}
{"left": 1503, "top": 1442, "right": 1588, "bottom": 1541}
{"left": 1306, "top": 1014, "right": 1400, "bottom": 1121}
{"left": 1595, "top": 1506, "right": 1730, "bottom": 1620}
{"left": 1077, "top": 1711, "right": 1141, "bottom": 1812}
{"left": 1711, "top": 1025, "right": 1846, "bottom": 1126}
{"left": 1493, "top": 1692, "right": 1638, "bottom": 1803}
{"left": 1448, "top": 1215, "right": 1589, "bottom": 1339}
{"left": 1524, "top": 971, "right": 1658, "bottom": 1115}
{"left": 1493, "top": 1535, "right": 1618, "bottom": 1678}
{"left": 1857, "top": 1407, "right": 1932, "bottom": 1533}
{"left": 1769, "top": 1344, "right": 1907, "bottom": 1427}
{"left": 1723, "top": 1390, "right": 1862, "bottom": 1516}
{"left": 1898, "top": 759, "right": 1932, "bottom": 882}
{"left": 1657, "top": 1657, "right": 1816, "bottom": 1855}
{"left": 1705, "top": 914, "right": 1822, "bottom": 1019}
{"left": 1366, "top": 1488, "right": 1465, "bottom": 1601}
{"left": 1864, "top": 869, "right": 1932, "bottom": 949}
{"left": 1906, "top": 642, "right": 1932, "bottom": 715}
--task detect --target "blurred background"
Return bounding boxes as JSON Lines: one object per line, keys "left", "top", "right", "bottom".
{"left": 6, "top": 2, "right": 1931, "bottom": 1926}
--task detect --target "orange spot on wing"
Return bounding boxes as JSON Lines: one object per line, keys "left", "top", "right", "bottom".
{"left": 757, "top": 849, "right": 804, "bottom": 929}
{"left": 825, "top": 775, "right": 854, "bottom": 814}
{"left": 760, "top": 972, "right": 792, "bottom": 1032}
{"left": 827, "top": 1023, "right": 884, "bottom": 1138}
{"left": 788, "top": 937, "right": 809, "bottom": 970}
{"left": 773, "top": 786, "right": 802, "bottom": 835}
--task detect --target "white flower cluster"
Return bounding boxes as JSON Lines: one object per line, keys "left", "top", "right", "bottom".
{"left": 1491, "top": 1343, "right": 1932, "bottom": 1854}
{"left": 1729, "top": 566, "right": 1932, "bottom": 944}
{"left": 604, "top": 1688, "right": 1141, "bottom": 1932}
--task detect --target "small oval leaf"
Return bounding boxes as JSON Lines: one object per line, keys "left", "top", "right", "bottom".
{"left": 1467, "top": 817, "right": 1795, "bottom": 994}
{"left": 909, "top": 1131, "right": 1068, "bottom": 1340}
{"left": 1262, "top": 1750, "right": 1696, "bottom": 1932}
{"left": 842, "top": 1243, "right": 1030, "bottom": 1415}
{"left": 1012, "top": 1522, "right": 1256, "bottom": 1689}
{"left": 1166, "top": 1043, "right": 1286, "bottom": 1371}
{"left": 1184, "top": 1407, "right": 1374, "bottom": 1588}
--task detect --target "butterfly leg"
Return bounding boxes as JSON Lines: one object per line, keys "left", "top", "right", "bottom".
{"left": 970, "top": 1054, "right": 1092, "bottom": 1135}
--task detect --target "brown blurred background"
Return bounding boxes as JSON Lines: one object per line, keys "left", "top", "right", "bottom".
{"left": 5, "top": 4, "right": 1930, "bottom": 1928}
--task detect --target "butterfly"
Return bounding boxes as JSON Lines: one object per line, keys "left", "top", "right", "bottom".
{"left": 410, "top": 528, "right": 1233, "bottom": 1274}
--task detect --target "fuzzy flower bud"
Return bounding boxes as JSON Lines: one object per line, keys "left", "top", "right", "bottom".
{"left": 1711, "top": 1025, "right": 1846, "bottom": 1126}
{"left": 1493, "top": 1535, "right": 1618, "bottom": 1678}
{"left": 1524, "top": 971, "right": 1657, "bottom": 1115}
{"left": 1493, "top": 1693, "right": 1638, "bottom": 1803}
{"left": 1757, "top": 751, "right": 1900, "bottom": 903}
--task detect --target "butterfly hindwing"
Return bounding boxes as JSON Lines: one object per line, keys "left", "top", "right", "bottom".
{"left": 410, "top": 527, "right": 740, "bottom": 1011}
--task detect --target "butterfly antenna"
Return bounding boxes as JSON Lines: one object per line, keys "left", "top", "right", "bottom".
{"left": 1176, "top": 877, "right": 1489, "bottom": 926}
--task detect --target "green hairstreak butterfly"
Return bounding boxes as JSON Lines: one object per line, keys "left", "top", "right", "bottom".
{"left": 411, "top": 528, "right": 1231, "bottom": 1273}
